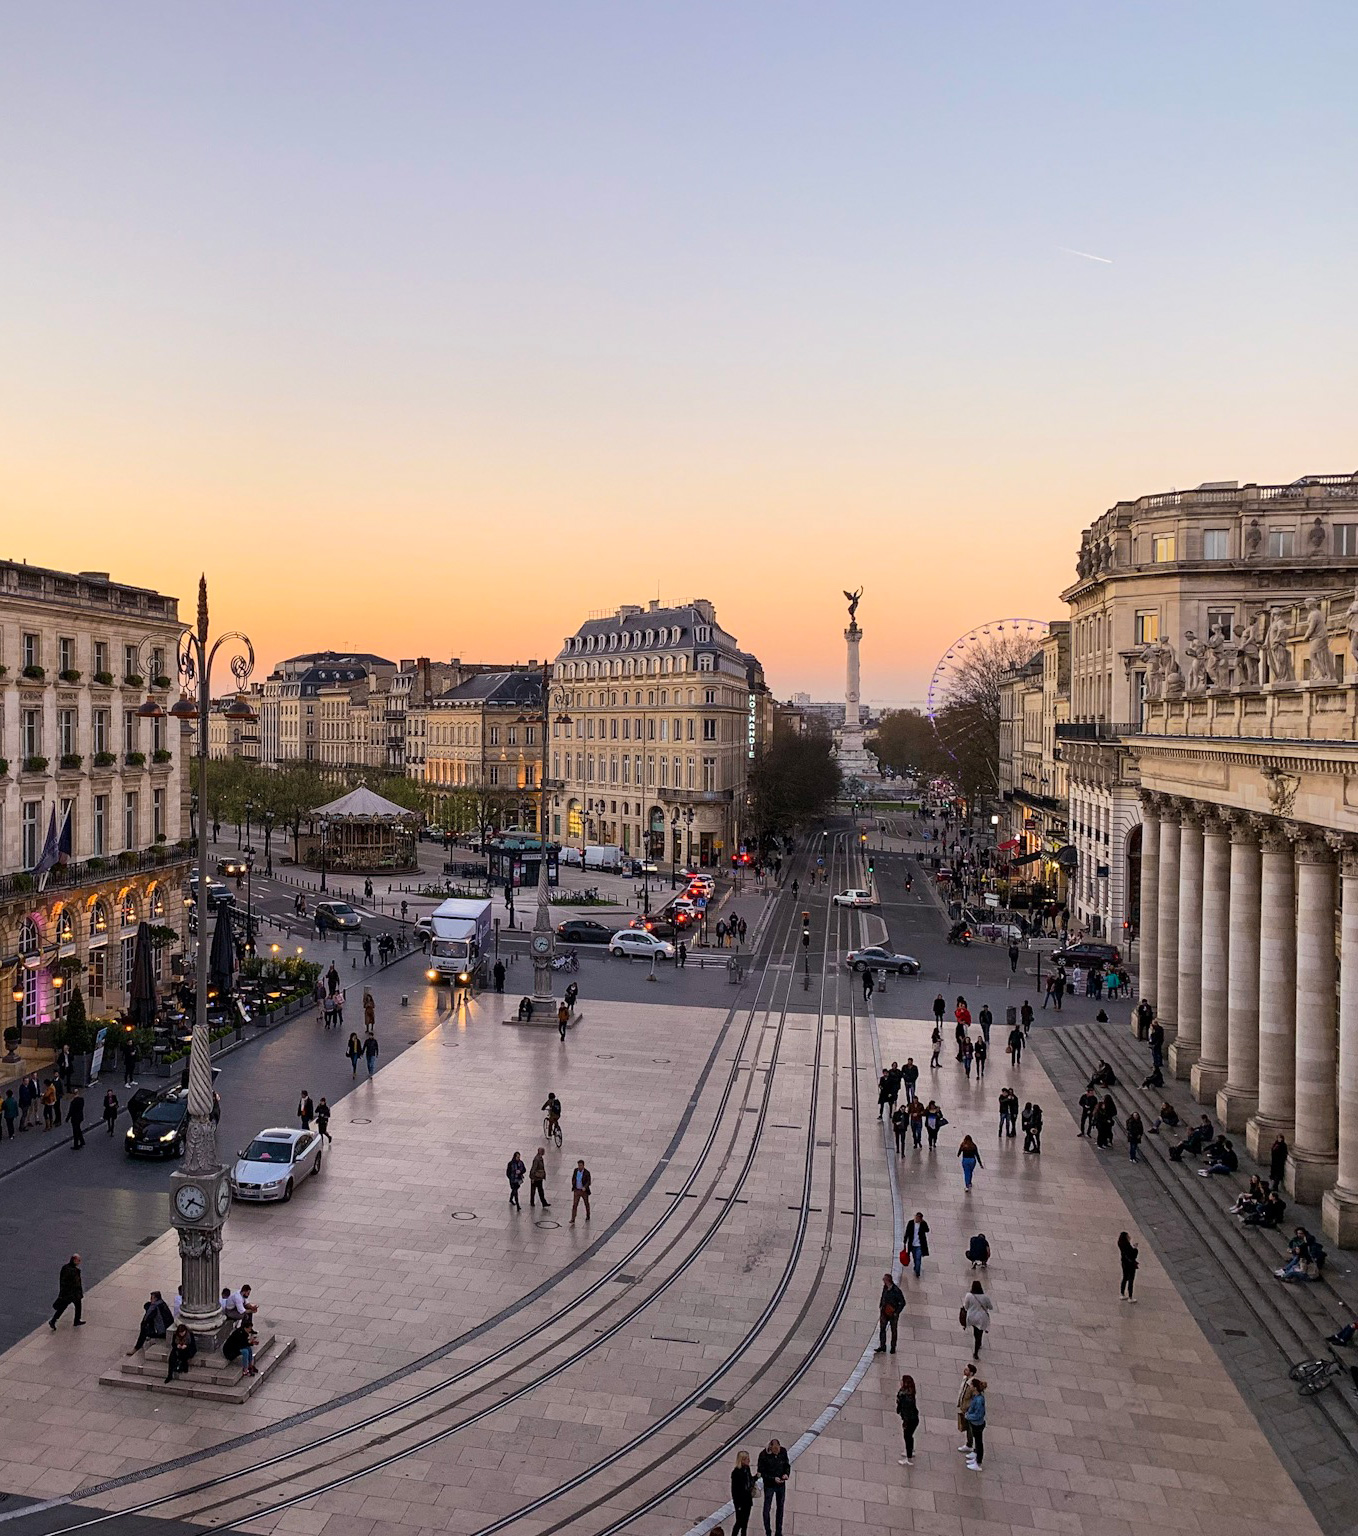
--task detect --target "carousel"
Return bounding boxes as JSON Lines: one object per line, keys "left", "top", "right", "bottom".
{"left": 301, "top": 785, "right": 419, "bottom": 875}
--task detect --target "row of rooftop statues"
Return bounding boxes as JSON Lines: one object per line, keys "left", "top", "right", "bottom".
{"left": 1138, "top": 591, "right": 1358, "bottom": 700}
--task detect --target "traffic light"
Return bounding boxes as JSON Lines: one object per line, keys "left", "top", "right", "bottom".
{"left": 802, "top": 910, "right": 811, "bottom": 948}
{"left": 868, "top": 857, "right": 875, "bottom": 875}
{"left": 860, "top": 832, "right": 867, "bottom": 845}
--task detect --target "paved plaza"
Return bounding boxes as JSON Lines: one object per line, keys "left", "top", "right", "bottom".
{"left": 0, "top": 836, "right": 1340, "bottom": 1536}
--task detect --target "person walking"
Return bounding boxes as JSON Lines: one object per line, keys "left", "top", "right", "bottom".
{"left": 956, "top": 1362, "right": 979, "bottom": 1456}
{"left": 1020, "top": 998, "right": 1033, "bottom": 1036}
{"left": 876, "top": 1271, "right": 906, "bottom": 1353}
{"left": 963, "top": 1378, "right": 987, "bottom": 1470}
{"left": 862, "top": 967, "right": 876, "bottom": 1003}
{"left": 1270, "top": 1133, "right": 1289, "bottom": 1192}
{"left": 49, "top": 1254, "right": 84, "bottom": 1329}
{"left": 973, "top": 1036, "right": 987, "bottom": 1079}
{"left": 925, "top": 1101, "right": 945, "bottom": 1150}
{"left": 346, "top": 1032, "right": 363, "bottom": 1078}
{"left": 1078, "top": 1087, "right": 1098, "bottom": 1137}
{"left": 42, "top": 1079, "right": 56, "bottom": 1131}
{"left": 1149, "top": 1019, "right": 1165, "bottom": 1072}
{"left": 891, "top": 1103, "right": 909, "bottom": 1156}
{"left": 756, "top": 1438, "right": 790, "bottom": 1536}
{"left": 363, "top": 1033, "right": 379, "bottom": 1076}
{"left": 1126, "top": 1110, "right": 1144, "bottom": 1162}
{"left": 67, "top": 1090, "right": 86, "bottom": 1150}
{"left": 901, "top": 1056, "right": 919, "bottom": 1102}
{"left": 961, "top": 1038, "right": 974, "bottom": 1079}
{"left": 877, "top": 1069, "right": 893, "bottom": 1121}
{"left": 1, "top": 1089, "right": 16, "bottom": 1139}
{"left": 1007, "top": 940, "right": 1019, "bottom": 972}
{"left": 506, "top": 1151, "right": 526, "bottom": 1210}
{"left": 557, "top": 1001, "right": 570, "bottom": 1040}
{"left": 962, "top": 1280, "right": 992, "bottom": 1359}
{"left": 101, "top": 1090, "right": 119, "bottom": 1136}
{"left": 929, "top": 1023, "right": 943, "bottom": 1070}
{"left": 1118, "top": 1231, "right": 1139, "bottom": 1301}
{"left": 493, "top": 958, "right": 506, "bottom": 992}
{"left": 729, "top": 1451, "right": 755, "bottom": 1536}
{"left": 901, "top": 1212, "right": 930, "bottom": 1278}
{"left": 957, "top": 1134, "right": 982, "bottom": 1190}
{"left": 564, "top": 980, "right": 579, "bottom": 1014}
{"left": 932, "top": 993, "right": 946, "bottom": 1031}
{"left": 17, "top": 1074, "right": 34, "bottom": 1130}
{"left": 1007, "top": 1022, "right": 1024, "bottom": 1066}
{"left": 908, "top": 1097, "right": 924, "bottom": 1149}
{"left": 570, "top": 1159, "right": 591, "bottom": 1223}
{"left": 315, "top": 1097, "right": 332, "bottom": 1144}
{"left": 297, "top": 1090, "right": 314, "bottom": 1130}
{"left": 363, "top": 988, "right": 376, "bottom": 1035}
{"left": 529, "top": 1147, "right": 549, "bottom": 1208}
{"left": 896, "top": 1373, "right": 920, "bottom": 1465}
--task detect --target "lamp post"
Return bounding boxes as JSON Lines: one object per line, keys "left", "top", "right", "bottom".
{"left": 318, "top": 816, "right": 329, "bottom": 892}
{"left": 243, "top": 850, "right": 255, "bottom": 956}
{"left": 165, "top": 576, "right": 254, "bottom": 1348}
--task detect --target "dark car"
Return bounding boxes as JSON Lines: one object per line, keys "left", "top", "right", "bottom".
{"left": 1053, "top": 941, "right": 1121, "bottom": 968}
{"left": 215, "top": 857, "right": 248, "bottom": 878}
{"left": 188, "top": 876, "right": 235, "bottom": 911}
{"left": 125, "top": 1092, "right": 190, "bottom": 1159}
{"left": 557, "top": 918, "right": 614, "bottom": 945}
{"left": 844, "top": 944, "right": 920, "bottom": 976}
{"left": 629, "top": 916, "right": 678, "bottom": 940}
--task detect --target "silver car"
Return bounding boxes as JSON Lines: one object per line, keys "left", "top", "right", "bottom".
{"left": 230, "top": 1128, "right": 324, "bottom": 1203}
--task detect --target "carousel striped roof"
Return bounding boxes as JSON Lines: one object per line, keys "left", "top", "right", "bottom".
{"left": 312, "top": 785, "right": 417, "bottom": 821}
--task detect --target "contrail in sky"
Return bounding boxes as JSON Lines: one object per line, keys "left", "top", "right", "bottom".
{"left": 1058, "top": 246, "right": 1114, "bottom": 264}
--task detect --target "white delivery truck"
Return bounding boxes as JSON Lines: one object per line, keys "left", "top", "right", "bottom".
{"left": 427, "top": 897, "right": 493, "bottom": 985}
{"left": 584, "top": 844, "right": 625, "bottom": 872}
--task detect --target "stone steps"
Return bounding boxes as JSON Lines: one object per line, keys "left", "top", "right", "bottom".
{"left": 99, "top": 1325, "right": 295, "bottom": 1404}
{"left": 1036, "top": 1022, "right": 1358, "bottom": 1454}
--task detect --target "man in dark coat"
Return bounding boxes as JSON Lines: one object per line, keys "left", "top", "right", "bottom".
{"left": 67, "top": 1091, "right": 86, "bottom": 1150}
{"left": 50, "top": 1254, "right": 84, "bottom": 1328}
{"left": 901, "top": 1212, "right": 931, "bottom": 1277}
{"left": 876, "top": 1272, "right": 907, "bottom": 1352}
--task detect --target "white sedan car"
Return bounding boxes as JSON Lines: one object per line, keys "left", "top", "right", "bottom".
{"left": 230, "top": 1128, "right": 324, "bottom": 1203}
{"left": 833, "top": 888, "right": 878, "bottom": 908}
{"left": 610, "top": 928, "right": 677, "bottom": 961}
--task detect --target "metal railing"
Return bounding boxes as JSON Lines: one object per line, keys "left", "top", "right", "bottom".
{"left": 0, "top": 842, "right": 192, "bottom": 902}
{"left": 1055, "top": 721, "right": 1141, "bottom": 741}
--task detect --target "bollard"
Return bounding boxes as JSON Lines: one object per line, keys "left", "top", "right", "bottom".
{"left": 401, "top": 994, "right": 409, "bottom": 1007}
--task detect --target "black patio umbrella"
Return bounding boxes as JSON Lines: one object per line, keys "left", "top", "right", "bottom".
{"left": 127, "top": 920, "right": 158, "bottom": 1030}
{"left": 209, "top": 906, "right": 236, "bottom": 998}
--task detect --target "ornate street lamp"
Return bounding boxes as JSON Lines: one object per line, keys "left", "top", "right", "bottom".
{"left": 166, "top": 576, "right": 254, "bottom": 1346}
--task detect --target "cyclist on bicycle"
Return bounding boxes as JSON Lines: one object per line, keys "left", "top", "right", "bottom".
{"left": 542, "top": 1092, "right": 562, "bottom": 1134}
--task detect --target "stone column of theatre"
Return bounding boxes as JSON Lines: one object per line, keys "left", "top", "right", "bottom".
{"left": 1246, "top": 824, "right": 1298, "bottom": 1161}
{"left": 1322, "top": 846, "right": 1358, "bottom": 1246}
{"left": 1218, "top": 814, "right": 1262, "bottom": 1132}
{"left": 1191, "top": 810, "right": 1232, "bottom": 1098}
{"left": 1155, "top": 798, "right": 1181, "bottom": 1036}
{"left": 1288, "top": 835, "right": 1339, "bottom": 1203}
{"left": 1174, "top": 806, "right": 1205, "bottom": 1072}
{"left": 1137, "top": 795, "right": 1160, "bottom": 1027}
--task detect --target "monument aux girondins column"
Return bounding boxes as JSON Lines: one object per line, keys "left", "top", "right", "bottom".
{"left": 838, "top": 586, "right": 873, "bottom": 781}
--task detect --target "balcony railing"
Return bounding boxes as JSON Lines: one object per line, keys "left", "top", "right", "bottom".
{"left": 1055, "top": 722, "right": 1141, "bottom": 742}
{"left": 657, "top": 786, "right": 731, "bottom": 804}
{"left": 0, "top": 841, "right": 192, "bottom": 904}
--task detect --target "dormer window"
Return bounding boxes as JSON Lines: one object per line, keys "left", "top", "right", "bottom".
{"left": 695, "top": 625, "right": 712, "bottom": 643}
{"left": 645, "top": 630, "right": 654, "bottom": 645}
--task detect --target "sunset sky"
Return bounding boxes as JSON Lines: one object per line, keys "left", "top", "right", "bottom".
{"left": 2, "top": 3, "right": 1355, "bottom": 703}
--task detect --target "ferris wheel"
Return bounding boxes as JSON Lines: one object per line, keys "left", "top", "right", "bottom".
{"left": 926, "top": 618, "right": 1051, "bottom": 721}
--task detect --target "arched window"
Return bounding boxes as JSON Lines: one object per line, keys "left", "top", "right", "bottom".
{"left": 121, "top": 893, "right": 139, "bottom": 928}
{"left": 18, "top": 918, "right": 40, "bottom": 957}
{"left": 55, "top": 908, "right": 75, "bottom": 946}
{"left": 149, "top": 886, "right": 166, "bottom": 921}
{"left": 89, "top": 899, "right": 110, "bottom": 939}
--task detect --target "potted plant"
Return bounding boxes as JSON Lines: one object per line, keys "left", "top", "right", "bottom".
{"left": 93, "top": 670, "right": 114, "bottom": 687}
{"left": 21, "top": 664, "right": 45, "bottom": 681}
{"left": 0, "top": 759, "right": 8, "bottom": 776}
{"left": 93, "top": 750, "right": 116, "bottom": 768}
{"left": 59, "top": 753, "right": 83, "bottom": 771}
{"left": 55, "top": 988, "right": 94, "bottom": 1085}
{"left": 22, "top": 755, "right": 48, "bottom": 773}
{"left": 152, "top": 674, "right": 172, "bottom": 689}
{"left": 152, "top": 748, "right": 172, "bottom": 764}
{"left": 58, "top": 668, "right": 81, "bottom": 683}
{"left": 125, "top": 751, "right": 146, "bottom": 767}
{"left": 123, "top": 672, "right": 144, "bottom": 688}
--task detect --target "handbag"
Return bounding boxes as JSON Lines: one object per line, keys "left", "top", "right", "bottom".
{"left": 959, "top": 1305, "right": 969, "bottom": 1328}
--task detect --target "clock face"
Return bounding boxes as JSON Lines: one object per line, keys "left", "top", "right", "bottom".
{"left": 175, "top": 1184, "right": 207, "bottom": 1221}
{"left": 217, "top": 1183, "right": 232, "bottom": 1218}
{"left": 531, "top": 934, "right": 551, "bottom": 955}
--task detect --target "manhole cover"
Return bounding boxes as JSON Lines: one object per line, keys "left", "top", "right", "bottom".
{"left": 350, "top": 1117, "right": 372, "bottom": 1124}
{"left": 652, "top": 1057, "right": 671, "bottom": 1064}
{"left": 535, "top": 1219, "right": 560, "bottom": 1229}
{"left": 699, "top": 1396, "right": 728, "bottom": 1412}
{"left": 596, "top": 1053, "right": 615, "bottom": 1060}
{"left": 450, "top": 1210, "right": 478, "bottom": 1221}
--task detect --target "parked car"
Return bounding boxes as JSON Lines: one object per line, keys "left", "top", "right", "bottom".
{"left": 1053, "top": 941, "right": 1121, "bottom": 968}
{"left": 125, "top": 1091, "right": 189, "bottom": 1159}
{"left": 557, "top": 918, "right": 615, "bottom": 945}
{"left": 314, "top": 900, "right": 362, "bottom": 932}
{"left": 844, "top": 945, "right": 920, "bottom": 976}
{"left": 832, "top": 889, "right": 877, "bottom": 908}
{"left": 609, "top": 929, "right": 676, "bottom": 961}
{"left": 230, "top": 1127, "right": 324, "bottom": 1203}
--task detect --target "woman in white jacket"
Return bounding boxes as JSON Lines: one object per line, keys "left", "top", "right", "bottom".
{"left": 962, "top": 1280, "right": 993, "bottom": 1360}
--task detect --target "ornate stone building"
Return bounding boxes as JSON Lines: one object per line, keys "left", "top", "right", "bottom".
{"left": 0, "top": 561, "right": 190, "bottom": 1034}
{"left": 1058, "top": 474, "right": 1358, "bottom": 943}
{"left": 1129, "top": 587, "right": 1358, "bottom": 1245}
{"left": 549, "top": 600, "right": 770, "bottom": 868}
